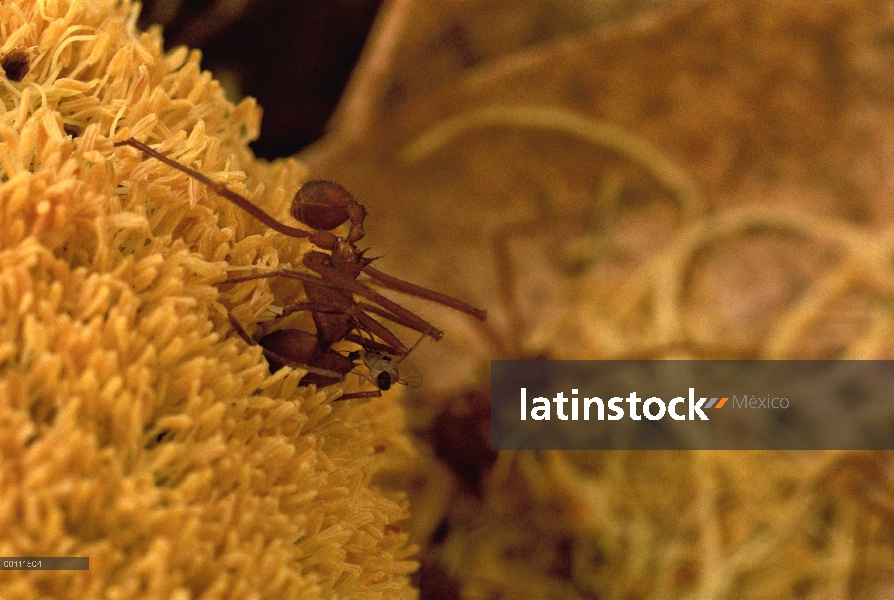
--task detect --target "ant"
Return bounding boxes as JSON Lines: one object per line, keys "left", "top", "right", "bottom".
{"left": 113, "top": 137, "right": 486, "bottom": 399}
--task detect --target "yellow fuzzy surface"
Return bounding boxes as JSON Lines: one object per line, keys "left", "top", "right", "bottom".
{"left": 0, "top": 1, "right": 416, "bottom": 598}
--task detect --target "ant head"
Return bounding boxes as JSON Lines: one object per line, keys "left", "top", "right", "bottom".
{"left": 292, "top": 180, "right": 356, "bottom": 231}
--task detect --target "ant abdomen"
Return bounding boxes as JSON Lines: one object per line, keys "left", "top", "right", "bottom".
{"left": 260, "top": 328, "right": 355, "bottom": 385}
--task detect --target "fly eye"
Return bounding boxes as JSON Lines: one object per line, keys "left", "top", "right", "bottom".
{"left": 376, "top": 371, "right": 392, "bottom": 391}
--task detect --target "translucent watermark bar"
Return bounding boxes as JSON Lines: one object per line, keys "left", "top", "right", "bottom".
{"left": 0, "top": 557, "right": 89, "bottom": 570}
{"left": 491, "top": 360, "right": 894, "bottom": 450}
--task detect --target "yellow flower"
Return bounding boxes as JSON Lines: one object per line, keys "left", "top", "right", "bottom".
{"left": 0, "top": 1, "right": 416, "bottom": 598}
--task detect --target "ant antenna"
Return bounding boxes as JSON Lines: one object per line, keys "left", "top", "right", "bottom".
{"left": 396, "top": 325, "right": 432, "bottom": 364}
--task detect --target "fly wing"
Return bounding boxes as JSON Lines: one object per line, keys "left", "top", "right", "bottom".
{"left": 397, "top": 363, "right": 423, "bottom": 388}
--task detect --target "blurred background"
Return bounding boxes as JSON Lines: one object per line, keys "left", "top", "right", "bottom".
{"left": 138, "top": 1, "right": 894, "bottom": 598}
{"left": 136, "top": 0, "right": 384, "bottom": 158}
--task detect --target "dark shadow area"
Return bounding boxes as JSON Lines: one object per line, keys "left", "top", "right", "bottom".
{"left": 138, "top": 0, "right": 383, "bottom": 158}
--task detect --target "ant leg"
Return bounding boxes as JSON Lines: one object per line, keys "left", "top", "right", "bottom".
{"left": 362, "top": 265, "right": 487, "bottom": 321}
{"left": 303, "top": 259, "right": 444, "bottom": 340}
{"left": 342, "top": 333, "right": 395, "bottom": 354}
{"left": 279, "top": 301, "right": 357, "bottom": 319}
{"left": 356, "top": 300, "right": 416, "bottom": 324}
{"left": 222, "top": 272, "right": 284, "bottom": 285}
{"left": 114, "top": 138, "right": 311, "bottom": 239}
{"left": 350, "top": 307, "right": 408, "bottom": 355}
{"left": 223, "top": 269, "right": 379, "bottom": 309}
{"left": 335, "top": 390, "right": 383, "bottom": 401}
{"left": 227, "top": 311, "right": 261, "bottom": 346}
{"left": 395, "top": 326, "right": 433, "bottom": 365}
{"left": 231, "top": 266, "right": 439, "bottom": 347}
{"left": 223, "top": 270, "right": 371, "bottom": 310}
{"left": 281, "top": 299, "right": 406, "bottom": 355}
{"left": 234, "top": 257, "right": 443, "bottom": 342}
{"left": 225, "top": 313, "right": 344, "bottom": 380}
{"left": 277, "top": 300, "right": 378, "bottom": 349}
{"left": 223, "top": 271, "right": 408, "bottom": 354}
{"left": 354, "top": 300, "right": 438, "bottom": 339}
